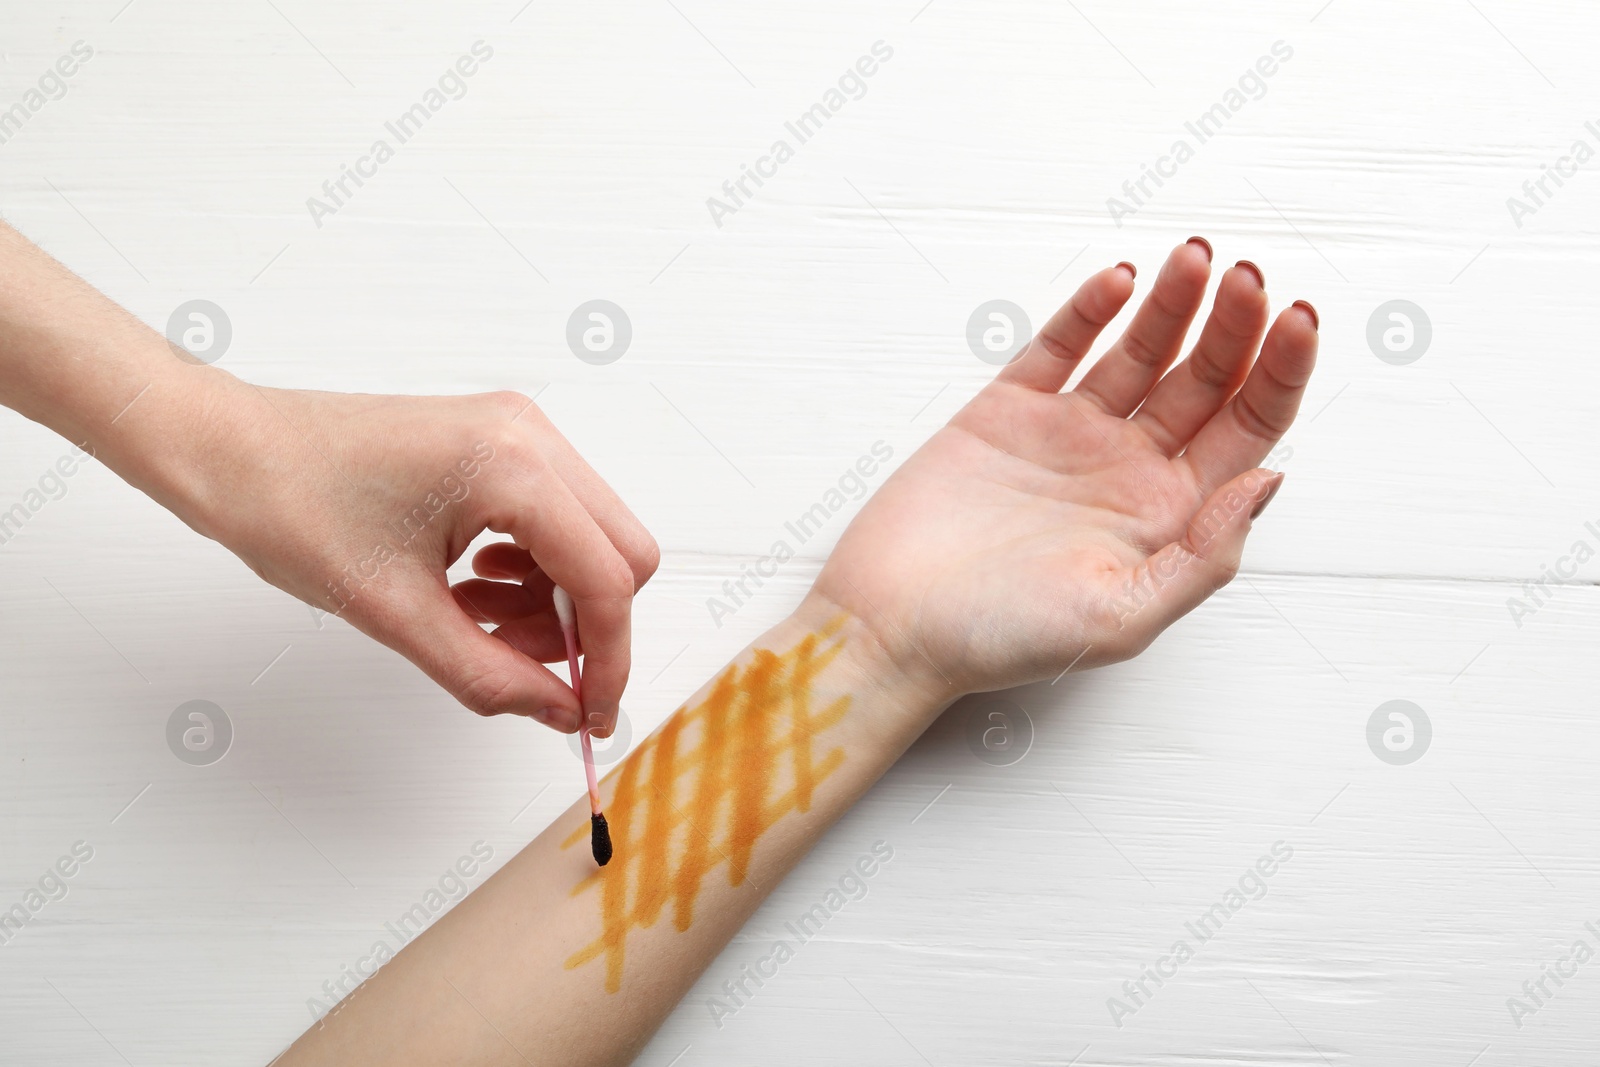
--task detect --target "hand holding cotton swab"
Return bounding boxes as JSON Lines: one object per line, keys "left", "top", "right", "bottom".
{"left": 552, "top": 585, "right": 612, "bottom": 867}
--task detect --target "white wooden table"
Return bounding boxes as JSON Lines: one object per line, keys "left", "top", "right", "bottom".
{"left": 2, "top": 1, "right": 1595, "bottom": 1062}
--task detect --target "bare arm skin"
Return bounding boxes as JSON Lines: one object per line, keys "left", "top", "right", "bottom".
{"left": 277, "top": 239, "right": 1320, "bottom": 1066}
{"left": 0, "top": 221, "right": 655, "bottom": 734}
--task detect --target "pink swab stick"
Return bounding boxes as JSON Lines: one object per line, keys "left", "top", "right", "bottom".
{"left": 551, "top": 585, "right": 611, "bottom": 866}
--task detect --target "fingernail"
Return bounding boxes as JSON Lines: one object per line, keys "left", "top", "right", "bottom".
{"left": 1235, "top": 260, "right": 1265, "bottom": 288}
{"left": 535, "top": 706, "right": 578, "bottom": 732}
{"left": 1186, "top": 236, "right": 1213, "bottom": 262}
{"left": 1292, "top": 299, "right": 1319, "bottom": 331}
{"left": 1115, "top": 261, "right": 1137, "bottom": 279}
{"left": 1250, "top": 472, "right": 1286, "bottom": 520}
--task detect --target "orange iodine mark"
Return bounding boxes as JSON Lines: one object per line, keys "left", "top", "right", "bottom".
{"left": 561, "top": 620, "right": 851, "bottom": 993}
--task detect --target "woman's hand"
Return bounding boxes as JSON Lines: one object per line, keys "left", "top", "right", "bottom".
{"left": 0, "top": 222, "right": 654, "bottom": 734}
{"left": 809, "top": 239, "right": 1317, "bottom": 700}
{"left": 169, "top": 384, "right": 658, "bottom": 734}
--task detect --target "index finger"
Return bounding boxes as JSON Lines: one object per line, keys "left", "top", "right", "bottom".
{"left": 1181, "top": 301, "right": 1318, "bottom": 496}
{"left": 480, "top": 454, "right": 637, "bottom": 737}
{"left": 519, "top": 405, "right": 661, "bottom": 589}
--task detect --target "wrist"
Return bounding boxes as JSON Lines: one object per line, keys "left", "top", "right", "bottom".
{"left": 86, "top": 348, "right": 252, "bottom": 542}
{"left": 783, "top": 593, "right": 960, "bottom": 740}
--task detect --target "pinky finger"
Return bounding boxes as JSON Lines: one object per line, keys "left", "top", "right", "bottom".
{"left": 996, "top": 265, "right": 1136, "bottom": 393}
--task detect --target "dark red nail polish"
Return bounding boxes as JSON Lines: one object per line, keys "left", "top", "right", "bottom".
{"left": 1186, "top": 236, "right": 1213, "bottom": 262}
{"left": 1292, "top": 299, "right": 1319, "bottom": 331}
{"left": 1235, "top": 260, "right": 1265, "bottom": 288}
{"left": 1250, "top": 472, "right": 1285, "bottom": 520}
{"left": 1116, "top": 261, "right": 1137, "bottom": 279}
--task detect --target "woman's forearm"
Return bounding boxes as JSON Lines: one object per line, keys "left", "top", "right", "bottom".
{"left": 0, "top": 220, "right": 234, "bottom": 522}
{"left": 277, "top": 600, "right": 952, "bottom": 1067}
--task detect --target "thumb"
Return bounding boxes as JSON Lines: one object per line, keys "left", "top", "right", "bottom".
{"left": 385, "top": 582, "right": 584, "bottom": 732}
{"left": 1116, "top": 468, "right": 1285, "bottom": 638}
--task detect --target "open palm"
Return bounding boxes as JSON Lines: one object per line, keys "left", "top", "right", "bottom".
{"left": 811, "top": 240, "right": 1318, "bottom": 699}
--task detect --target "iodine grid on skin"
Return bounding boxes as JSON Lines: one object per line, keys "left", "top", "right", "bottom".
{"left": 560, "top": 621, "right": 850, "bottom": 993}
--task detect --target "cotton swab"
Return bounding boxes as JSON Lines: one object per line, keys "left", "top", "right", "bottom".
{"left": 551, "top": 585, "right": 612, "bottom": 867}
